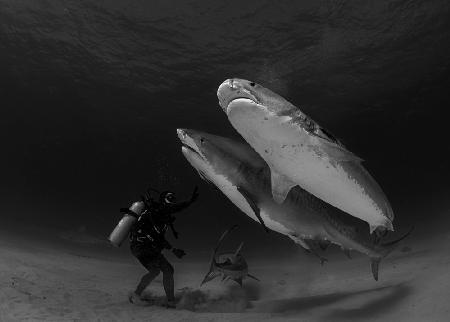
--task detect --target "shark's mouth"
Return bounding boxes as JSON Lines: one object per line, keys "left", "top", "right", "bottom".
{"left": 177, "top": 129, "right": 203, "bottom": 159}
{"left": 181, "top": 142, "right": 200, "bottom": 156}
{"left": 217, "top": 80, "right": 260, "bottom": 112}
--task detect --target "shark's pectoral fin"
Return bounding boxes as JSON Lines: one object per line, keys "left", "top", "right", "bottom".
{"left": 314, "top": 138, "right": 364, "bottom": 163}
{"left": 247, "top": 274, "right": 260, "bottom": 282}
{"left": 270, "top": 169, "right": 297, "bottom": 204}
{"left": 200, "top": 271, "right": 220, "bottom": 286}
{"left": 237, "top": 186, "right": 269, "bottom": 233}
{"left": 288, "top": 234, "right": 311, "bottom": 250}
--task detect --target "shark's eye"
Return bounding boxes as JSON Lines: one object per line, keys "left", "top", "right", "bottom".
{"left": 200, "top": 138, "right": 205, "bottom": 144}
{"left": 249, "top": 82, "right": 255, "bottom": 87}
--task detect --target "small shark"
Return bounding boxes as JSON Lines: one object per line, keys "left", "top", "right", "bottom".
{"left": 217, "top": 79, "right": 394, "bottom": 234}
{"left": 177, "top": 129, "right": 412, "bottom": 280}
{"left": 200, "top": 225, "right": 259, "bottom": 286}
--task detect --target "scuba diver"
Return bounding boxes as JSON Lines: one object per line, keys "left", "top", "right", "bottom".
{"left": 126, "top": 186, "right": 199, "bottom": 308}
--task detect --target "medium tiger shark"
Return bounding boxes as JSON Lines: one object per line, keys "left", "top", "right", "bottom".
{"left": 216, "top": 79, "right": 394, "bottom": 235}
{"left": 200, "top": 225, "right": 259, "bottom": 287}
{"left": 177, "top": 128, "right": 411, "bottom": 280}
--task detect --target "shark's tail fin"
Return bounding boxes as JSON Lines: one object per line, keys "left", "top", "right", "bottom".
{"left": 370, "top": 225, "right": 414, "bottom": 281}
{"left": 200, "top": 225, "right": 239, "bottom": 286}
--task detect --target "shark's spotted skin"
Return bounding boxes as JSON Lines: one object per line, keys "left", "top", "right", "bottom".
{"left": 178, "top": 129, "right": 410, "bottom": 280}
{"left": 217, "top": 79, "right": 394, "bottom": 233}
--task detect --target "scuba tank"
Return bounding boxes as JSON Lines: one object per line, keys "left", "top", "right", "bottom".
{"left": 108, "top": 201, "right": 146, "bottom": 247}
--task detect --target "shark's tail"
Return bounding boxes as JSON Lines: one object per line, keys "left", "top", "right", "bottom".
{"left": 370, "top": 225, "right": 414, "bottom": 281}
{"left": 200, "top": 225, "right": 239, "bottom": 286}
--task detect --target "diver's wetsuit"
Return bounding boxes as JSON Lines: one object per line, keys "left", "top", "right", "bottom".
{"left": 129, "top": 197, "right": 196, "bottom": 302}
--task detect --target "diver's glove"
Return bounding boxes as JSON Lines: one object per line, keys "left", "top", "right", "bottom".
{"left": 172, "top": 248, "right": 186, "bottom": 259}
{"left": 190, "top": 186, "right": 199, "bottom": 203}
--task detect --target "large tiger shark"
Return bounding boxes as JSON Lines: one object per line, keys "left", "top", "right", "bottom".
{"left": 217, "top": 79, "right": 394, "bottom": 234}
{"left": 177, "top": 128, "right": 411, "bottom": 280}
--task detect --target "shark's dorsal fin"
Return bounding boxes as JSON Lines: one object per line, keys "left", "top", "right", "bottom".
{"left": 237, "top": 186, "right": 269, "bottom": 233}
{"left": 270, "top": 169, "right": 297, "bottom": 204}
{"left": 234, "top": 242, "right": 244, "bottom": 256}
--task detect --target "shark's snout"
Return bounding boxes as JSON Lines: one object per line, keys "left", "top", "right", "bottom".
{"left": 177, "top": 128, "right": 188, "bottom": 141}
{"left": 217, "top": 79, "right": 234, "bottom": 112}
{"left": 217, "top": 78, "right": 259, "bottom": 114}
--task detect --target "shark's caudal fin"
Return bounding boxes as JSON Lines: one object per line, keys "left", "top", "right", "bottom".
{"left": 370, "top": 226, "right": 415, "bottom": 281}
{"left": 270, "top": 169, "right": 297, "bottom": 204}
{"left": 200, "top": 225, "right": 239, "bottom": 287}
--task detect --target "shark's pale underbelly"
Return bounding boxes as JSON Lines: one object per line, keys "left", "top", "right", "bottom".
{"left": 227, "top": 100, "right": 393, "bottom": 232}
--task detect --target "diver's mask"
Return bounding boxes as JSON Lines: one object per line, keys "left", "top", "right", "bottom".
{"left": 160, "top": 191, "right": 176, "bottom": 204}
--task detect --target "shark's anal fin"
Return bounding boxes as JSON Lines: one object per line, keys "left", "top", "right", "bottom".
{"left": 237, "top": 186, "right": 269, "bottom": 233}
{"left": 270, "top": 169, "right": 297, "bottom": 204}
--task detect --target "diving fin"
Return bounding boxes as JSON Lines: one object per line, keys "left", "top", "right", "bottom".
{"left": 270, "top": 169, "right": 297, "bottom": 204}
{"left": 237, "top": 186, "right": 269, "bottom": 233}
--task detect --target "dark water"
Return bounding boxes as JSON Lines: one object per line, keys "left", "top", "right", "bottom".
{"left": 1, "top": 0, "right": 449, "bottom": 254}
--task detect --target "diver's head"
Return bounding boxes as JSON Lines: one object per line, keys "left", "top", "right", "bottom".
{"left": 160, "top": 191, "right": 176, "bottom": 204}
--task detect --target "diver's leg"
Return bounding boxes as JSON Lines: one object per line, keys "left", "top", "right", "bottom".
{"left": 129, "top": 243, "right": 161, "bottom": 304}
{"left": 135, "top": 267, "right": 160, "bottom": 296}
{"left": 159, "top": 255, "right": 175, "bottom": 305}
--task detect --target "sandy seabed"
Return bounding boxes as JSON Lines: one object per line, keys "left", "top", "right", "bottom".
{"left": 0, "top": 230, "right": 449, "bottom": 322}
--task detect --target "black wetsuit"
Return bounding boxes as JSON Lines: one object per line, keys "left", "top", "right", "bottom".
{"left": 129, "top": 199, "right": 194, "bottom": 300}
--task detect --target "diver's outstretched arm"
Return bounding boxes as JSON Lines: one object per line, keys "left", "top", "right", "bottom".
{"left": 170, "top": 186, "right": 199, "bottom": 213}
